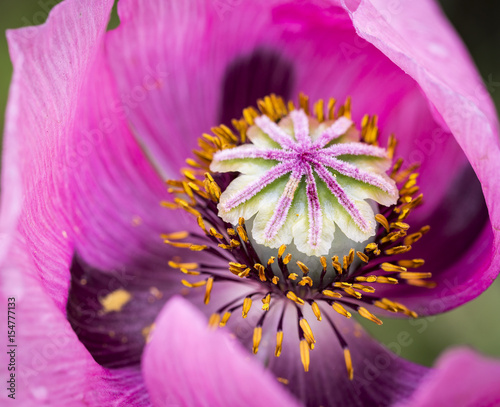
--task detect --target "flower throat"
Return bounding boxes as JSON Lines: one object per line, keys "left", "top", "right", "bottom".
{"left": 163, "top": 94, "right": 433, "bottom": 379}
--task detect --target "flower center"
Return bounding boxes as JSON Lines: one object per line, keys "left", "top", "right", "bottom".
{"left": 163, "top": 94, "right": 434, "bottom": 378}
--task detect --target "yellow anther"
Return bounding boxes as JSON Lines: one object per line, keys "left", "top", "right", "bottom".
{"left": 186, "top": 158, "right": 202, "bottom": 168}
{"left": 242, "top": 297, "right": 252, "bottom": 318}
{"left": 352, "top": 284, "right": 375, "bottom": 293}
{"left": 254, "top": 263, "right": 267, "bottom": 282}
{"left": 311, "top": 301, "right": 322, "bottom": 321}
{"left": 278, "top": 244, "right": 287, "bottom": 258}
{"left": 333, "top": 282, "right": 352, "bottom": 288}
{"left": 262, "top": 294, "right": 271, "bottom": 311}
{"left": 365, "top": 242, "right": 378, "bottom": 251}
{"left": 189, "top": 244, "right": 207, "bottom": 251}
{"left": 356, "top": 251, "right": 369, "bottom": 263}
{"left": 208, "top": 313, "right": 220, "bottom": 329}
{"left": 300, "top": 339, "right": 310, "bottom": 373}
{"left": 314, "top": 99, "right": 325, "bottom": 122}
{"left": 296, "top": 261, "right": 309, "bottom": 275}
{"left": 381, "top": 230, "right": 406, "bottom": 244}
{"left": 163, "top": 240, "right": 192, "bottom": 248}
{"left": 343, "top": 287, "right": 362, "bottom": 299}
{"left": 286, "top": 291, "right": 305, "bottom": 305}
{"left": 374, "top": 276, "right": 398, "bottom": 284}
{"left": 219, "top": 312, "right": 231, "bottom": 327}
{"left": 197, "top": 216, "right": 206, "bottom": 232}
{"left": 229, "top": 239, "right": 241, "bottom": 247}
{"left": 298, "top": 276, "right": 313, "bottom": 287}
{"left": 227, "top": 228, "right": 236, "bottom": 236}
{"left": 209, "top": 227, "right": 224, "bottom": 239}
{"left": 320, "top": 256, "right": 327, "bottom": 271}
{"left": 375, "top": 214, "right": 390, "bottom": 232}
{"left": 238, "top": 217, "right": 245, "bottom": 226}
{"left": 267, "top": 256, "right": 276, "bottom": 266}
{"left": 272, "top": 276, "right": 280, "bottom": 285}
{"left": 358, "top": 307, "right": 383, "bottom": 325}
{"left": 299, "top": 318, "right": 316, "bottom": 346}
{"left": 277, "top": 377, "right": 289, "bottom": 385}
{"left": 168, "top": 261, "right": 198, "bottom": 270}
{"left": 385, "top": 245, "right": 412, "bottom": 255}
{"left": 406, "top": 279, "right": 437, "bottom": 288}
{"left": 380, "top": 263, "right": 407, "bottom": 273}
{"left": 344, "top": 348, "right": 354, "bottom": 380}
{"left": 332, "top": 256, "right": 343, "bottom": 274}
{"left": 178, "top": 268, "right": 200, "bottom": 276}
{"left": 252, "top": 327, "right": 263, "bottom": 354}
{"left": 399, "top": 272, "right": 432, "bottom": 280}
{"left": 322, "top": 290, "right": 342, "bottom": 299}
{"left": 374, "top": 301, "right": 395, "bottom": 312}
{"left": 204, "top": 277, "right": 214, "bottom": 305}
{"left": 398, "top": 259, "right": 425, "bottom": 268}
{"left": 390, "top": 222, "right": 410, "bottom": 230}
{"left": 275, "top": 331, "right": 284, "bottom": 357}
{"left": 161, "top": 231, "right": 190, "bottom": 240}
{"left": 404, "top": 232, "right": 423, "bottom": 246}
{"left": 288, "top": 273, "right": 298, "bottom": 281}
{"left": 355, "top": 275, "right": 377, "bottom": 283}
{"left": 236, "top": 225, "right": 249, "bottom": 242}
{"left": 283, "top": 253, "right": 292, "bottom": 264}
{"left": 181, "top": 279, "right": 207, "bottom": 288}
{"left": 160, "top": 200, "right": 178, "bottom": 209}
{"left": 332, "top": 302, "right": 351, "bottom": 318}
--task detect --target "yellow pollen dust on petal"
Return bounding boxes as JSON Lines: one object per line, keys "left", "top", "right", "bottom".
{"left": 100, "top": 289, "right": 132, "bottom": 313}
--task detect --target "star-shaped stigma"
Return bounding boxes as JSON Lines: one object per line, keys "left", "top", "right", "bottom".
{"left": 210, "top": 109, "right": 398, "bottom": 256}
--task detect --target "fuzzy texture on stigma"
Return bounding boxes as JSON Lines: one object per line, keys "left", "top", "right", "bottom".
{"left": 211, "top": 102, "right": 398, "bottom": 256}
{"left": 164, "top": 94, "right": 433, "bottom": 377}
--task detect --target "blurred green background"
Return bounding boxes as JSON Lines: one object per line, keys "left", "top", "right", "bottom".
{"left": 0, "top": 0, "right": 499, "bottom": 367}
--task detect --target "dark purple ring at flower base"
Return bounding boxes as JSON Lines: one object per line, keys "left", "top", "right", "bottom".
{"left": 163, "top": 93, "right": 434, "bottom": 378}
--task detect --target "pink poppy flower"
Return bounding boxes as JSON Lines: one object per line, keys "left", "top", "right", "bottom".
{"left": 397, "top": 348, "right": 500, "bottom": 407}
{"left": 1, "top": 0, "right": 499, "bottom": 406}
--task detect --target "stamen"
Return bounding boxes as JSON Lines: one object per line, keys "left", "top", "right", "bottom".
{"left": 300, "top": 340, "right": 310, "bottom": 372}
{"left": 164, "top": 93, "right": 432, "bottom": 379}
{"left": 253, "top": 327, "right": 263, "bottom": 354}
{"left": 242, "top": 297, "right": 253, "bottom": 318}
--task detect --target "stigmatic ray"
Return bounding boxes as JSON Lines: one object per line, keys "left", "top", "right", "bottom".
{"left": 163, "top": 94, "right": 434, "bottom": 377}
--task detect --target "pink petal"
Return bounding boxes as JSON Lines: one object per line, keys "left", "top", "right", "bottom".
{"left": 2, "top": 0, "right": 190, "bottom": 313}
{"left": 142, "top": 296, "right": 302, "bottom": 407}
{"left": 397, "top": 348, "right": 500, "bottom": 407}
{"left": 0, "top": 242, "right": 150, "bottom": 406}
{"left": 343, "top": 0, "right": 500, "bottom": 311}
